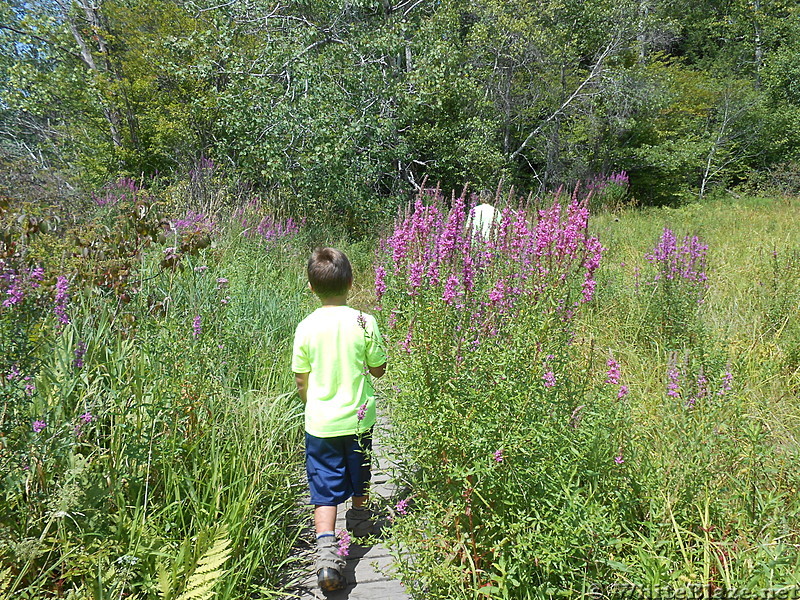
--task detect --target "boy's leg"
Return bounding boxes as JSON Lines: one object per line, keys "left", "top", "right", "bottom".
{"left": 345, "top": 430, "right": 378, "bottom": 537}
{"left": 314, "top": 505, "right": 338, "bottom": 534}
{"left": 306, "top": 434, "right": 348, "bottom": 591}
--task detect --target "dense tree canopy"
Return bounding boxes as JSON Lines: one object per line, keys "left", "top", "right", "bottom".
{"left": 1, "top": 0, "right": 799, "bottom": 222}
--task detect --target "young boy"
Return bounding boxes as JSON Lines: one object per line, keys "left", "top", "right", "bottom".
{"left": 292, "top": 247, "right": 387, "bottom": 592}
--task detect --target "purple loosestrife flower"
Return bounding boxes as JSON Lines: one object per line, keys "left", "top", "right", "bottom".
{"left": 395, "top": 498, "right": 409, "bottom": 516}
{"left": 493, "top": 449, "right": 504, "bottom": 463}
{"left": 374, "top": 266, "right": 387, "bottom": 301}
{"left": 488, "top": 279, "right": 506, "bottom": 305}
{"left": 609, "top": 171, "right": 629, "bottom": 186}
{"left": 6, "top": 365, "right": 20, "bottom": 380}
{"left": 614, "top": 455, "right": 624, "bottom": 464}
{"left": 74, "top": 341, "right": 87, "bottom": 369}
{"left": 173, "top": 211, "right": 214, "bottom": 235}
{"left": 25, "top": 382, "right": 36, "bottom": 396}
{"left": 557, "top": 198, "right": 588, "bottom": 259}
{"left": 646, "top": 229, "right": 708, "bottom": 302}
{"left": 696, "top": 368, "right": 709, "bottom": 401}
{"left": 337, "top": 530, "right": 351, "bottom": 557}
{"left": 666, "top": 357, "right": 681, "bottom": 398}
{"left": 581, "top": 278, "right": 597, "bottom": 304}
{"left": 388, "top": 216, "right": 412, "bottom": 273}
{"left": 255, "top": 215, "right": 300, "bottom": 244}
{"left": 400, "top": 326, "right": 413, "bottom": 353}
{"left": 54, "top": 275, "right": 70, "bottom": 325}
{"left": 617, "top": 385, "right": 629, "bottom": 399}
{"left": 32, "top": 420, "right": 46, "bottom": 433}
{"left": 29, "top": 265, "right": 44, "bottom": 286}
{"left": 357, "top": 313, "right": 367, "bottom": 330}
{"left": 4, "top": 281, "right": 24, "bottom": 307}
{"left": 357, "top": 403, "right": 367, "bottom": 421}
{"left": 216, "top": 277, "right": 229, "bottom": 289}
{"left": 192, "top": 315, "right": 202, "bottom": 337}
{"left": 80, "top": 412, "right": 94, "bottom": 423}
{"left": 462, "top": 254, "right": 475, "bottom": 292}
{"left": 534, "top": 203, "right": 559, "bottom": 259}
{"left": 407, "top": 261, "right": 424, "bottom": 293}
{"left": 646, "top": 229, "right": 677, "bottom": 276}
{"left": 509, "top": 210, "right": 531, "bottom": 261}
{"left": 442, "top": 274, "right": 460, "bottom": 305}
{"left": 438, "top": 194, "right": 466, "bottom": 263}
{"left": 495, "top": 207, "right": 514, "bottom": 255}
{"left": 606, "top": 356, "right": 621, "bottom": 385}
{"left": 583, "top": 236, "right": 604, "bottom": 277}
{"left": 543, "top": 371, "right": 556, "bottom": 388}
{"left": 718, "top": 370, "right": 733, "bottom": 396}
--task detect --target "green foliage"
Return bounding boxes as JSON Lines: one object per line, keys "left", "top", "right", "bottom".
{"left": 376, "top": 189, "right": 634, "bottom": 596}
{"left": 0, "top": 191, "right": 313, "bottom": 598}
{"left": 379, "top": 193, "right": 800, "bottom": 598}
{"left": 4, "top": 0, "right": 799, "bottom": 211}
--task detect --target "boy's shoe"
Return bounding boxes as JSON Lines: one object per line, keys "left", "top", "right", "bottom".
{"left": 345, "top": 506, "right": 380, "bottom": 538}
{"left": 317, "top": 567, "right": 346, "bottom": 593}
{"left": 315, "top": 536, "right": 346, "bottom": 593}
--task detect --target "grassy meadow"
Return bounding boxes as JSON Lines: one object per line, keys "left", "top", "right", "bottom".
{"left": 1, "top": 187, "right": 799, "bottom": 599}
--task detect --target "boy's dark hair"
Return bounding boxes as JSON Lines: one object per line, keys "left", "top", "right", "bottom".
{"left": 307, "top": 248, "right": 352, "bottom": 297}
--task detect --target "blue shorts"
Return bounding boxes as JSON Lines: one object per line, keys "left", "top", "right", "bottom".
{"left": 305, "top": 430, "right": 373, "bottom": 507}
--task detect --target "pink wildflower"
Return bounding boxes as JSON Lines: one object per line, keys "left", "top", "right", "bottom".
{"left": 395, "top": 498, "right": 409, "bottom": 515}
{"left": 374, "top": 266, "right": 387, "bottom": 301}
{"left": 442, "top": 274, "right": 460, "bottom": 305}
{"left": 606, "top": 356, "right": 621, "bottom": 385}
{"left": 718, "top": 370, "right": 733, "bottom": 396}
{"left": 337, "top": 530, "right": 351, "bottom": 557}
{"left": 192, "top": 315, "right": 202, "bottom": 337}
{"left": 543, "top": 371, "right": 556, "bottom": 388}
{"left": 54, "top": 275, "right": 70, "bottom": 325}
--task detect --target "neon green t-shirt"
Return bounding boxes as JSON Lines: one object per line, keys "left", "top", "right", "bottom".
{"left": 292, "top": 305, "right": 387, "bottom": 437}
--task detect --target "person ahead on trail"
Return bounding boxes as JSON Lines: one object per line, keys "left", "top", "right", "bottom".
{"left": 470, "top": 201, "right": 500, "bottom": 240}
{"left": 292, "top": 247, "right": 388, "bottom": 593}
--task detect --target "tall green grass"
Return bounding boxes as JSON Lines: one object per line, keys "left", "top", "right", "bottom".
{"left": 0, "top": 205, "right": 338, "bottom": 598}
{"left": 577, "top": 195, "right": 800, "bottom": 592}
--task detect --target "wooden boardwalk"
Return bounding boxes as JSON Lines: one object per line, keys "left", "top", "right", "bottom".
{"left": 287, "top": 426, "right": 411, "bottom": 600}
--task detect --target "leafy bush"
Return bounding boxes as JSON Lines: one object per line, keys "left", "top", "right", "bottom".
{"left": 375, "top": 187, "right": 637, "bottom": 596}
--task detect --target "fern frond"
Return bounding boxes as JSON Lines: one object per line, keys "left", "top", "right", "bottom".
{"left": 176, "top": 527, "right": 232, "bottom": 600}
{"left": 157, "top": 560, "right": 171, "bottom": 600}
{"left": 0, "top": 566, "right": 12, "bottom": 596}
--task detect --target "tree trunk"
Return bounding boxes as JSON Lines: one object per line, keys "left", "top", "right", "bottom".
{"left": 64, "top": 0, "right": 126, "bottom": 149}
{"left": 753, "top": 0, "right": 763, "bottom": 86}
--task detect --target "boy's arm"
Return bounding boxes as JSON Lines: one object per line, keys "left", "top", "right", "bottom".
{"left": 294, "top": 372, "right": 309, "bottom": 403}
{"left": 368, "top": 363, "right": 386, "bottom": 378}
